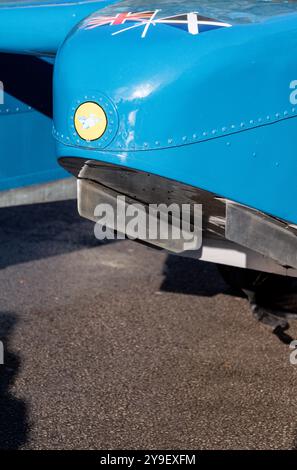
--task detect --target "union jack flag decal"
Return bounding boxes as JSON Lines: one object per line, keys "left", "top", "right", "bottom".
{"left": 82, "top": 10, "right": 231, "bottom": 38}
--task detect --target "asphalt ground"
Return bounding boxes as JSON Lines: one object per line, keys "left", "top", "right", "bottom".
{"left": 0, "top": 199, "right": 297, "bottom": 449}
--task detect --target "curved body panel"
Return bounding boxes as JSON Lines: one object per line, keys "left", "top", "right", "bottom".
{"left": 99, "top": 0, "right": 297, "bottom": 24}
{"left": 0, "top": 54, "right": 62, "bottom": 192}
{"left": 0, "top": 0, "right": 117, "bottom": 199}
{"left": 0, "top": 0, "right": 118, "bottom": 55}
{"left": 55, "top": 2, "right": 297, "bottom": 223}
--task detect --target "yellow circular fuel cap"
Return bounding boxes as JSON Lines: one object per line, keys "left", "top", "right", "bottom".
{"left": 74, "top": 101, "right": 107, "bottom": 141}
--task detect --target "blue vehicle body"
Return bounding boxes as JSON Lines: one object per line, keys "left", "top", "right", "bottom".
{"left": 0, "top": 0, "right": 119, "bottom": 55}
{"left": 55, "top": 1, "right": 297, "bottom": 224}
{"left": 0, "top": 0, "right": 117, "bottom": 198}
{"left": 1, "top": 0, "right": 297, "bottom": 273}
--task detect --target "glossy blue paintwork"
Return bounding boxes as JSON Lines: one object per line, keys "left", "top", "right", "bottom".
{"left": 0, "top": 0, "right": 118, "bottom": 193}
{"left": 0, "top": 0, "right": 118, "bottom": 55}
{"left": 0, "top": 53, "right": 61, "bottom": 192}
{"left": 0, "top": 98, "right": 57, "bottom": 191}
{"left": 54, "top": 1, "right": 297, "bottom": 223}
{"left": 102, "top": 0, "right": 297, "bottom": 24}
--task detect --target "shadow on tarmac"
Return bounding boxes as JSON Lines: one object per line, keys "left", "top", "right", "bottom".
{"left": 0, "top": 312, "right": 28, "bottom": 449}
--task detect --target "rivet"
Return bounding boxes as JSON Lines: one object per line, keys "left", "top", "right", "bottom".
{"left": 211, "top": 130, "right": 217, "bottom": 134}
{"left": 182, "top": 136, "right": 187, "bottom": 141}
{"left": 168, "top": 138, "right": 173, "bottom": 144}
{"left": 240, "top": 123, "right": 245, "bottom": 128}
{"left": 249, "top": 120, "right": 254, "bottom": 124}
{"left": 222, "top": 127, "right": 227, "bottom": 132}
{"left": 275, "top": 113, "right": 280, "bottom": 118}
